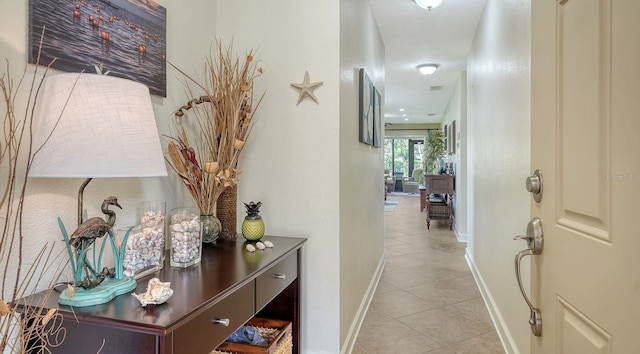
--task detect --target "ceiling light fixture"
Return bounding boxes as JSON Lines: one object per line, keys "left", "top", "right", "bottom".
{"left": 414, "top": 0, "right": 443, "bottom": 11}
{"left": 417, "top": 64, "right": 439, "bottom": 75}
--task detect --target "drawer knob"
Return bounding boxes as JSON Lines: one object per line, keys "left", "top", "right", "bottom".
{"left": 273, "top": 274, "right": 286, "bottom": 280}
{"left": 212, "top": 318, "right": 230, "bottom": 327}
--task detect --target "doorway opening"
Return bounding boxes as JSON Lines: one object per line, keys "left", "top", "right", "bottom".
{"left": 384, "top": 138, "right": 424, "bottom": 191}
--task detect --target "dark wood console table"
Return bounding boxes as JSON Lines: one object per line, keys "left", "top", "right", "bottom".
{"left": 424, "top": 174, "right": 455, "bottom": 230}
{"left": 20, "top": 235, "right": 306, "bottom": 354}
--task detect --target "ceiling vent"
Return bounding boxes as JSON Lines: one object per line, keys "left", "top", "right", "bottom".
{"left": 430, "top": 85, "right": 443, "bottom": 91}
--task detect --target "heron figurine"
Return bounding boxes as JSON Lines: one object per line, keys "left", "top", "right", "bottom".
{"left": 69, "top": 196, "right": 121, "bottom": 289}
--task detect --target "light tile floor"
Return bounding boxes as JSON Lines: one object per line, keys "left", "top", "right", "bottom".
{"left": 353, "top": 195, "right": 504, "bottom": 354}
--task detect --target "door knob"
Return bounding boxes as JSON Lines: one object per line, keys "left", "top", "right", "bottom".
{"left": 526, "top": 170, "right": 543, "bottom": 202}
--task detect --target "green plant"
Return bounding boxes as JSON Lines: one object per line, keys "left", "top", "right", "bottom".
{"left": 425, "top": 130, "right": 446, "bottom": 174}
{"left": 414, "top": 169, "right": 425, "bottom": 184}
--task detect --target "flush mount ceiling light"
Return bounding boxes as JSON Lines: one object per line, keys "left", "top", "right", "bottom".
{"left": 417, "top": 64, "right": 439, "bottom": 75}
{"left": 414, "top": 0, "right": 443, "bottom": 11}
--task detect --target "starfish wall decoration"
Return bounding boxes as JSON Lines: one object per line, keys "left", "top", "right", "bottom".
{"left": 291, "top": 71, "right": 323, "bottom": 105}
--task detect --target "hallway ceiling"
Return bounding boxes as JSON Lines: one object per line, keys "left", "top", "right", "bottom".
{"left": 370, "top": 0, "right": 487, "bottom": 125}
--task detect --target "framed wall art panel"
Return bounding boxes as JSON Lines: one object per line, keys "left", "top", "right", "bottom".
{"left": 373, "top": 87, "right": 382, "bottom": 148}
{"left": 29, "top": 0, "right": 167, "bottom": 96}
{"left": 358, "top": 68, "right": 374, "bottom": 145}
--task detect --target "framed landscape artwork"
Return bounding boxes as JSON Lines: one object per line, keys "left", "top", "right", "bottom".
{"left": 28, "top": 0, "right": 167, "bottom": 96}
{"left": 359, "top": 68, "right": 374, "bottom": 145}
{"left": 372, "top": 87, "right": 382, "bottom": 148}
{"left": 451, "top": 120, "right": 456, "bottom": 154}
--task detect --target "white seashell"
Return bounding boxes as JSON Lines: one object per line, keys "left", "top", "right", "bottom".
{"left": 256, "top": 242, "right": 266, "bottom": 250}
{"left": 264, "top": 241, "right": 274, "bottom": 248}
{"left": 246, "top": 244, "right": 256, "bottom": 252}
{"left": 131, "top": 278, "right": 173, "bottom": 307}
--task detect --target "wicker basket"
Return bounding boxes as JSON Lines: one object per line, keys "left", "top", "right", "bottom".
{"left": 428, "top": 202, "right": 449, "bottom": 218}
{"left": 211, "top": 318, "right": 292, "bottom": 354}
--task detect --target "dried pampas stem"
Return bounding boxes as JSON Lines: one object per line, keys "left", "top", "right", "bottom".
{"left": 204, "top": 161, "right": 219, "bottom": 174}
{"left": 168, "top": 142, "right": 187, "bottom": 174}
{"left": 234, "top": 139, "right": 245, "bottom": 151}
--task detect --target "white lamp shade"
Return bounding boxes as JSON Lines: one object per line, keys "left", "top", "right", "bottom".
{"left": 415, "top": 0, "right": 443, "bottom": 10}
{"left": 30, "top": 73, "right": 167, "bottom": 178}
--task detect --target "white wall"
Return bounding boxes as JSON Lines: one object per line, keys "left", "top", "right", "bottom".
{"left": 440, "top": 72, "right": 468, "bottom": 241}
{"left": 466, "top": 0, "right": 531, "bottom": 353}
{"left": 339, "top": 0, "right": 385, "bottom": 352}
{"left": 215, "top": 2, "right": 385, "bottom": 352}
{"left": 214, "top": 1, "right": 342, "bottom": 353}
{"left": 385, "top": 123, "right": 439, "bottom": 140}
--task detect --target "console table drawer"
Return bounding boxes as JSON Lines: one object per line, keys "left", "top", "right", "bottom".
{"left": 173, "top": 282, "right": 254, "bottom": 354}
{"left": 256, "top": 252, "right": 297, "bottom": 311}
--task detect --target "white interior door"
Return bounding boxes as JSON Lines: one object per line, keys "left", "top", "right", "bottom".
{"left": 530, "top": 0, "right": 640, "bottom": 352}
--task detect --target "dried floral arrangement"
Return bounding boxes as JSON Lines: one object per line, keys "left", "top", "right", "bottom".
{"left": 1, "top": 31, "right": 70, "bottom": 353}
{"left": 166, "top": 41, "right": 265, "bottom": 215}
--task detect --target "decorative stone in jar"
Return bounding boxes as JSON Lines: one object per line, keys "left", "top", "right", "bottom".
{"left": 121, "top": 201, "right": 166, "bottom": 279}
{"left": 170, "top": 207, "right": 202, "bottom": 268}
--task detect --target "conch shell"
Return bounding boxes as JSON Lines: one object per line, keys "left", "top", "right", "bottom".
{"left": 132, "top": 278, "right": 173, "bottom": 307}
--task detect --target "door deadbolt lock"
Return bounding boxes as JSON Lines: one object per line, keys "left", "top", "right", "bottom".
{"left": 526, "top": 170, "right": 543, "bottom": 203}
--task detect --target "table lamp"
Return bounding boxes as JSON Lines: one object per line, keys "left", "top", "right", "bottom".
{"left": 30, "top": 73, "right": 167, "bottom": 306}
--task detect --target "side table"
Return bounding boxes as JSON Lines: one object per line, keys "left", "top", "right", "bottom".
{"left": 420, "top": 187, "right": 427, "bottom": 212}
{"left": 19, "top": 236, "right": 307, "bottom": 354}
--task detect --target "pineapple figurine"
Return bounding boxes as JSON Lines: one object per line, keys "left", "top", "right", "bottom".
{"left": 241, "top": 201, "right": 265, "bottom": 241}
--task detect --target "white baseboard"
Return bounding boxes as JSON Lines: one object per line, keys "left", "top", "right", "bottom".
{"left": 340, "top": 255, "right": 386, "bottom": 354}
{"left": 465, "top": 249, "right": 520, "bottom": 354}
{"left": 454, "top": 225, "right": 467, "bottom": 242}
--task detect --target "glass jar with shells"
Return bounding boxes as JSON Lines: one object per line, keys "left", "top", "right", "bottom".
{"left": 120, "top": 201, "right": 166, "bottom": 279}
{"left": 170, "top": 207, "right": 202, "bottom": 268}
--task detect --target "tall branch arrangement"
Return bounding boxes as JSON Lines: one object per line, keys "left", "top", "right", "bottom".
{"left": 1, "top": 30, "right": 70, "bottom": 353}
{"left": 167, "top": 41, "right": 265, "bottom": 215}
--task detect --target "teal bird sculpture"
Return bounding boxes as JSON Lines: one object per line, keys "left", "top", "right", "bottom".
{"left": 69, "top": 196, "right": 121, "bottom": 289}
{"left": 70, "top": 196, "right": 121, "bottom": 250}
